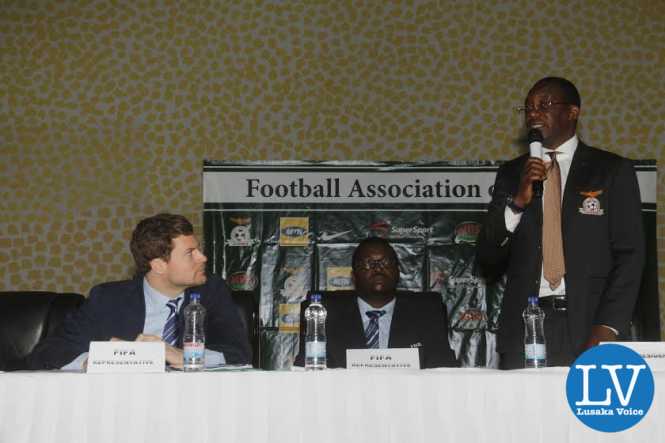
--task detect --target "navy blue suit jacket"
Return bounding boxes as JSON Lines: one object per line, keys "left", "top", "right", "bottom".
{"left": 27, "top": 276, "right": 251, "bottom": 369}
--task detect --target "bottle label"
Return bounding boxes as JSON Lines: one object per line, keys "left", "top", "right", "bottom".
{"left": 306, "top": 341, "right": 326, "bottom": 358}
{"left": 525, "top": 343, "right": 546, "bottom": 360}
{"left": 184, "top": 342, "right": 205, "bottom": 360}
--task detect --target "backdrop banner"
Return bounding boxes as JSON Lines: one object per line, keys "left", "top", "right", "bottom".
{"left": 203, "top": 160, "right": 658, "bottom": 369}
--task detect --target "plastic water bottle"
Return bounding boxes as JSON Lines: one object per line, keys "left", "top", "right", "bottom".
{"left": 523, "top": 296, "right": 547, "bottom": 368}
{"left": 183, "top": 293, "right": 206, "bottom": 371}
{"left": 304, "top": 293, "right": 327, "bottom": 370}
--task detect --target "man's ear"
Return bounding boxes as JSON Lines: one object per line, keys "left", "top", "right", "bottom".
{"left": 568, "top": 105, "right": 580, "bottom": 121}
{"left": 150, "top": 257, "right": 168, "bottom": 275}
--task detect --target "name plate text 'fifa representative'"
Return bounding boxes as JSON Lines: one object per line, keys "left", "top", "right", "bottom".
{"left": 346, "top": 348, "right": 420, "bottom": 370}
{"left": 87, "top": 341, "right": 165, "bottom": 373}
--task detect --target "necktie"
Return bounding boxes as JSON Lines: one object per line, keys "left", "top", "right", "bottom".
{"left": 365, "top": 310, "right": 386, "bottom": 349}
{"left": 162, "top": 299, "right": 180, "bottom": 346}
{"left": 543, "top": 151, "right": 565, "bottom": 290}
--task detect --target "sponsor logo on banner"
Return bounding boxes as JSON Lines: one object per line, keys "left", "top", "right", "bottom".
{"left": 369, "top": 221, "right": 434, "bottom": 238}
{"left": 228, "top": 272, "right": 258, "bottom": 291}
{"left": 280, "top": 271, "right": 308, "bottom": 303}
{"left": 391, "top": 225, "right": 434, "bottom": 237}
{"left": 429, "top": 270, "right": 448, "bottom": 292}
{"left": 457, "top": 307, "right": 486, "bottom": 323}
{"left": 226, "top": 216, "right": 256, "bottom": 247}
{"left": 279, "top": 217, "right": 309, "bottom": 246}
{"left": 326, "top": 267, "right": 353, "bottom": 290}
{"left": 566, "top": 344, "right": 654, "bottom": 432}
{"left": 369, "top": 221, "right": 391, "bottom": 237}
{"left": 447, "top": 276, "right": 487, "bottom": 329}
{"left": 278, "top": 303, "right": 301, "bottom": 333}
{"left": 453, "top": 221, "right": 481, "bottom": 244}
{"left": 318, "top": 230, "right": 352, "bottom": 242}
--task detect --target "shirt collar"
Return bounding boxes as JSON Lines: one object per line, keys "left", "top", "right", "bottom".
{"left": 544, "top": 134, "right": 578, "bottom": 161}
{"left": 143, "top": 277, "right": 184, "bottom": 307}
{"left": 357, "top": 295, "right": 396, "bottom": 317}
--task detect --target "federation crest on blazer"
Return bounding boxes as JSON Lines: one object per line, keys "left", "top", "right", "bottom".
{"left": 579, "top": 190, "right": 604, "bottom": 216}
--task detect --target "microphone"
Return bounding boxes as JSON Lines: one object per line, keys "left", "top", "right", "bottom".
{"left": 527, "top": 128, "right": 544, "bottom": 198}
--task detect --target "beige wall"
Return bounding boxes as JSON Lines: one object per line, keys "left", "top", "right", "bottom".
{"left": 1, "top": 0, "right": 664, "bottom": 335}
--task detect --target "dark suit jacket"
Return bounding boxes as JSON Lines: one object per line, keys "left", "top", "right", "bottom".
{"left": 295, "top": 291, "right": 458, "bottom": 369}
{"left": 477, "top": 142, "right": 645, "bottom": 357}
{"left": 27, "top": 276, "right": 251, "bottom": 369}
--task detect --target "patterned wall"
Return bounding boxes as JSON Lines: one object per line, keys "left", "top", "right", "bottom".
{"left": 1, "top": 0, "right": 664, "bottom": 334}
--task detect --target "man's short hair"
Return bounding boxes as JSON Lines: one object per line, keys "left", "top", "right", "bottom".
{"left": 130, "top": 213, "right": 194, "bottom": 275}
{"left": 531, "top": 76, "right": 581, "bottom": 108}
{"left": 351, "top": 237, "right": 399, "bottom": 269}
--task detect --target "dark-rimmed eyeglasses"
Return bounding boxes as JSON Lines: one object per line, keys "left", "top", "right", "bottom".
{"left": 355, "top": 257, "right": 396, "bottom": 271}
{"left": 515, "top": 101, "right": 570, "bottom": 114}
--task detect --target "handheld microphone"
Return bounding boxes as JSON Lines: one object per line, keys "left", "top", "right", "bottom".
{"left": 527, "top": 128, "right": 544, "bottom": 198}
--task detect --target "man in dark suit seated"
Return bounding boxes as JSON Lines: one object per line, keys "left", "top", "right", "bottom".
{"left": 28, "top": 213, "right": 251, "bottom": 370}
{"left": 295, "top": 237, "right": 457, "bottom": 369}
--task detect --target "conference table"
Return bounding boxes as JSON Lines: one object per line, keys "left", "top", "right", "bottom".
{"left": 0, "top": 367, "right": 662, "bottom": 443}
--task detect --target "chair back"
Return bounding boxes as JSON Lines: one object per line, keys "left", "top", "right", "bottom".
{"left": 0, "top": 291, "right": 84, "bottom": 370}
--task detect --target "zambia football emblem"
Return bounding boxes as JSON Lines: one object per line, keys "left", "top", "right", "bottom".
{"left": 579, "top": 190, "right": 604, "bottom": 216}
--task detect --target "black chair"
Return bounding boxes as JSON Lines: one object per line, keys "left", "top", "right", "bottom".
{"left": 230, "top": 291, "right": 261, "bottom": 368}
{"left": 0, "top": 291, "right": 85, "bottom": 370}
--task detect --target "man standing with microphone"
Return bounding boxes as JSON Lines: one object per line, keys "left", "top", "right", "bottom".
{"left": 477, "top": 77, "right": 645, "bottom": 369}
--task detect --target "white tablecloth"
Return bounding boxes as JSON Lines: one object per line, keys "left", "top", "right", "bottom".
{"left": 0, "top": 368, "right": 662, "bottom": 443}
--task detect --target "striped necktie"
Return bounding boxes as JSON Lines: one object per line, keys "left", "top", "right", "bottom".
{"left": 162, "top": 299, "right": 180, "bottom": 346}
{"left": 365, "top": 310, "right": 386, "bottom": 349}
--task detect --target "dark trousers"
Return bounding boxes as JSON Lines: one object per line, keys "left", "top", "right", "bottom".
{"left": 499, "top": 306, "right": 576, "bottom": 370}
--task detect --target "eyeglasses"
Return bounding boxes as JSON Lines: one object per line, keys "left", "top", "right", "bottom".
{"left": 515, "top": 100, "right": 570, "bottom": 114}
{"left": 355, "top": 257, "right": 396, "bottom": 271}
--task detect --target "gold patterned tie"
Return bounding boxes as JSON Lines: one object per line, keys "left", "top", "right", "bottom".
{"left": 543, "top": 151, "right": 565, "bottom": 290}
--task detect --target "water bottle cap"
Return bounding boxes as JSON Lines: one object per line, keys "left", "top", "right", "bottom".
{"left": 528, "top": 296, "right": 539, "bottom": 305}
{"left": 310, "top": 293, "right": 322, "bottom": 303}
{"left": 190, "top": 293, "right": 201, "bottom": 302}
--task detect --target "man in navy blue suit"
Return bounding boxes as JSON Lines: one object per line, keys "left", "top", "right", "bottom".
{"left": 28, "top": 213, "right": 250, "bottom": 370}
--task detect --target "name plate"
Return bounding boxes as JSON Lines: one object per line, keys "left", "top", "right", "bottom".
{"left": 88, "top": 341, "right": 165, "bottom": 373}
{"left": 346, "top": 348, "right": 420, "bottom": 370}
{"left": 601, "top": 342, "right": 665, "bottom": 370}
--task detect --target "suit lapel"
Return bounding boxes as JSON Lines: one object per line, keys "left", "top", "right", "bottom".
{"left": 388, "top": 296, "right": 427, "bottom": 367}
{"left": 562, "top": 142, "right": 591, "bottom": 236}
{"left": 348, "top": 297, "right": 368, "bottom": 349}
{"left": 128, "top": 278, "right": 148, "bottom": 337}
{"left": 388, "top": 295, "right": 412, "bottom": 348}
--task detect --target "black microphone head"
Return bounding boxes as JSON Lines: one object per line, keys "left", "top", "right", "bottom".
{"left": 527, "top": 128, "right": 543, "bottom": 144}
